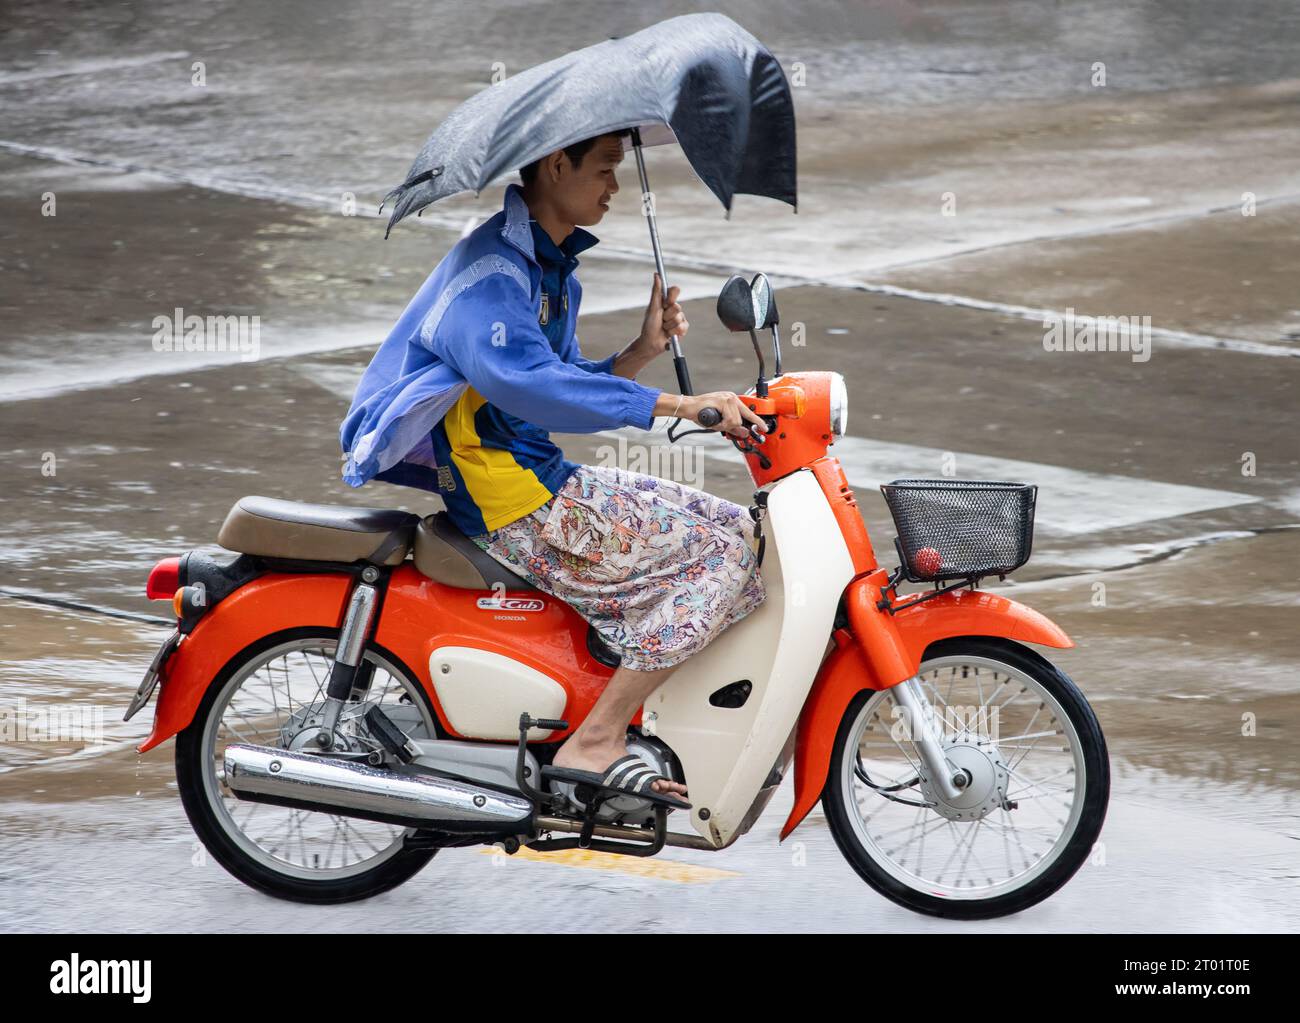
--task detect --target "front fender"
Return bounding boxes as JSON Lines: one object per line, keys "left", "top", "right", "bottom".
{"left": 136, "top": 573, "right": 353, "bottom": 753}
{"left": 779, "top": 588, "right": 1072, "bottom": 840}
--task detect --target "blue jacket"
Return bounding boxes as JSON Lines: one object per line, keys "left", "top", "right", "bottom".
{"left": 340, "top": 183, "right": 662, "bottom": 493}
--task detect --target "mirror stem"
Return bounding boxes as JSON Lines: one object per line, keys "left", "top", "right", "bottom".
{"left": 748, "top": 329, "right": 769, "bottom": 397}
{"left": 771, "top": 324, "right": 783, "bottom": 378}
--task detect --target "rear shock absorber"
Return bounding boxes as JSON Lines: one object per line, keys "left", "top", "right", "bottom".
{"left": 315, "top": 565, "right": 381, "bottom": 749}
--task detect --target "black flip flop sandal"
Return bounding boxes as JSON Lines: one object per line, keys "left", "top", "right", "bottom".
{"left": 543, "top": 753, "right": 691, "bottom": 811}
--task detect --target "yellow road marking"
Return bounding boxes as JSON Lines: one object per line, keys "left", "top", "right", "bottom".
{"left": 480, "top": 845, "right": 740, "bottom": 884}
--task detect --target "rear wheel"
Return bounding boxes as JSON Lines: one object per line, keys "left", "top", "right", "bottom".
{"left": 175, "top": 628, "right": 440, "bottom": 903}
{"left": 824, "top": 637, "right": 1109, "bottom": 919}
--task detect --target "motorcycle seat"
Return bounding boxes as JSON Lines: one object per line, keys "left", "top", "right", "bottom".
{"left": 217, "top": 496, "right": 419, "bottom": 566}
{"left": 412, "top": 512, "right": 536, "bottom": 591}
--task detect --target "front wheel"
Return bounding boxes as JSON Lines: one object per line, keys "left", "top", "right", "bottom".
{"left": 824, "top": 637, "right": 1109, "bottom": 919}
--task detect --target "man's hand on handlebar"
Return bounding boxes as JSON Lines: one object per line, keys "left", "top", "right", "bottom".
{"left": 683, "top": 392, "right": 768, "bottom": 441}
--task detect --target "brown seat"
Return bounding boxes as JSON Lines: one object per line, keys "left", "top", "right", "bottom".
{"left": 413, "top": 512, "right": 535, "bottom": 590}
{"left": 217, "top": 496, "right": 419, "bottom": 566}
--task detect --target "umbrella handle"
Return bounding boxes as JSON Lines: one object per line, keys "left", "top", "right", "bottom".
{"left": 631, "top": 127, "right": 693, "bottom": 397}
{"left": 671, "top": 351, "right": 694, "bottom": 396}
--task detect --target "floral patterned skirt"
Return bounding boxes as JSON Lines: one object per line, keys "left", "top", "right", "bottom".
{"left": 470, "top": 464, "right": 767, "bottom": 670}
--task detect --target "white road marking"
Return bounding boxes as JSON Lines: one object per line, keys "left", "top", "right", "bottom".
{"left": 596, "top": 426, "right": 1258, "bottom": 534}
{"left": 286, "top": 370, "right": 1258, "bottom": 534}
{"left": 0, "top": 52, "right": 192, "bottom": 85}
{"left": 2, "top": 141, "right": 1293, "bottom": 360}
{"left": 823, "top": 279, "right": 1300, "bottom": 358}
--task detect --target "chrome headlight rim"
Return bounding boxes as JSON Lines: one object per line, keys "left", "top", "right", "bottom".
{"left": 829, "top": 372, "right": 848, "bottom": 437}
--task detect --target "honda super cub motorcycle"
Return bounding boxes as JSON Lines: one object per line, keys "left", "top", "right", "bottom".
{"left": 127, "top": 272, "right": 1109, "bottom": 919}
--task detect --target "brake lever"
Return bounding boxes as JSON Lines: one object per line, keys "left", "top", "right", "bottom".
{"left": 731, "top": 434, "right": 772, "bottom": 470}
{"left": 749, "top": 414, "right": 779, "bottom": 445}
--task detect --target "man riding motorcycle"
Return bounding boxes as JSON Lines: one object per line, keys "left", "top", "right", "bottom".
{"left": 340, "top": 129, "right": 768, "bottom": 803}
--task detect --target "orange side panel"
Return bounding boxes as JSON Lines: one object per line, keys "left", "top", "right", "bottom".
{"left": 373, "top": 566, "right": 617, "bottom": 741}
{"left": 779, "top": 588, "right": 1073, "bottom": 840}
{"left": 137, "top": 566, "right": 623, "bottom": 756}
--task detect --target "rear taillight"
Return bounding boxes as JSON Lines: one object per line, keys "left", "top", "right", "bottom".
{"left": 146, "top": 557, "right": 182, "bottom": 600}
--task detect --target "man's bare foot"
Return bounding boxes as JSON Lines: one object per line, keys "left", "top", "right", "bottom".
{"left": 552, "top": 732, "right": 688, "bottom": 798}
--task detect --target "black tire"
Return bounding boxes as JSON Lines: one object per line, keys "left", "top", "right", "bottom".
{"left": 823, "top": 637, "right": 1109, "bottom": 920}
{"left": 175, "top": 627, "right": 438, "bottom": 904}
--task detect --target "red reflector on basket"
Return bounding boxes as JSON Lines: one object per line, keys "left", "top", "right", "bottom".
{"left": 914, "top": 547, "right": 942, "bottom": 578}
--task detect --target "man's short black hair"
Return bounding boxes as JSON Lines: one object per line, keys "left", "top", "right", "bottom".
{"left": 519, "top": 129, "right": 629, "bottom": 187}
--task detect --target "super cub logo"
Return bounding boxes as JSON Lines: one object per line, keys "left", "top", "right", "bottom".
{"left": 476, "top": 597, "right": 544, "bottom": 612}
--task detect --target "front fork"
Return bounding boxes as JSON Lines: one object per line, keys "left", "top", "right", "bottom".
{"left": 889, "top": 677, "right": 970, "bottom": 801}
{"left": 315, "top": 565, "right": 382, "bottom": 748}
{"left": 844, "top": 567, "right": 970, "bottom": 802}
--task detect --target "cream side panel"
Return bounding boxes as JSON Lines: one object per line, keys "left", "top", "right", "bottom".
{"left": 430, "top": 646, "right": 565, "bottom": 741}
{"left": 648, "top": 469, "right": 856, "bottom": 847}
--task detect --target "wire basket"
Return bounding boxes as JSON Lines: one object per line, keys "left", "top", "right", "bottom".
{"left": 880, "top": 479, "right": 1037, "bottom": 582}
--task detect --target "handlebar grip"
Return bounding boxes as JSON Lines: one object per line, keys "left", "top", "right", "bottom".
{"left": 697, "top": 406, "right": 722, "bottom": 428}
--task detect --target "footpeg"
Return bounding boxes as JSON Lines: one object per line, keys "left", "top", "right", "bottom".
{"left": 521, "top": 713, "right": 569, "bottom": 732}
{"left": 513, "top": 712, "right": 668, "bottom": 859}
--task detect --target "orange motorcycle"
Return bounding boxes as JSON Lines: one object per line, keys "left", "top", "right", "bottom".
{"left": 127, "top": 273, "right": 1109, "bottom": 918}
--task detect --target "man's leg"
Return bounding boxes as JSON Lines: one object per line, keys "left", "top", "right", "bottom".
{"left": 594, "top": 463, "right": 756, "bottom": 548}
{"left": 551, "top": 660, "right": 687, "bottom": 796}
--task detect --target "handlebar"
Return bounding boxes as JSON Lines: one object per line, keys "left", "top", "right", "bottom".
{"left": 672, "top": 403, "right": 768, "bottom": 466}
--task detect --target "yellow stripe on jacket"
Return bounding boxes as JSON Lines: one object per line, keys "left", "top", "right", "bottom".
{"left": 441, "top": 387, "right": 556, "bottom": 532}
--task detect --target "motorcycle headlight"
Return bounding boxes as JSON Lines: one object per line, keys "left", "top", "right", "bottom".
{"left": 829, "top": 372, "right": 848, "bottom": 437}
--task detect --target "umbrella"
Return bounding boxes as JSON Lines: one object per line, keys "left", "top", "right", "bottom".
{"left": 382, "top": 12, "right": 797, "bottom": 232}
{"left": 380, "top": 12, "right": 796, "bottom": 397}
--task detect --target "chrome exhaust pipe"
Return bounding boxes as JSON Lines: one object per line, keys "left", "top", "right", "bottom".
{"left": 223, "top": 744, "right": 533, "bottom": 833}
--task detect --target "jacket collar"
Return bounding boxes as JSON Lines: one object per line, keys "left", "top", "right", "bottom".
{"left": 530, "top": 220, "right": 599, "bottom": 268}
{"left": 500, "top": 182, "right": 598, "bottom": 266}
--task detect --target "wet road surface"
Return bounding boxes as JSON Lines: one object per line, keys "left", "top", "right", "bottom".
{"left": 1, "top": 0, "right": 1297, "bottom": 931}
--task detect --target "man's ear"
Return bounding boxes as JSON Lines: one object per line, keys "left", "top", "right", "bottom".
{"left": 543, "top": 149, "right": 566, "bottom": 186}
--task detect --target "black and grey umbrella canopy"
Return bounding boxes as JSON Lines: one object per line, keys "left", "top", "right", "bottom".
{"left": 382, "top": 12, "right": 796, "bottom": 235}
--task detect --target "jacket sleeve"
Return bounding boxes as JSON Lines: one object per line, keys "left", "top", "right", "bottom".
{"left": 429, "top": 272, "right": 660, "bottom": 433}
{"left": 570, "top": 345, "right": 618, "bottom": 376}
{"left": 556, "top": 326, "right": 619, "bottom": 376}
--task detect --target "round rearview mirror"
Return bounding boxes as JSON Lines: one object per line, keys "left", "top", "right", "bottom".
{"left": 750, "top": 273, "right": 779, "bottom": 328}
{"left": 716, "top": 275, "right": 757, "bottom": 332}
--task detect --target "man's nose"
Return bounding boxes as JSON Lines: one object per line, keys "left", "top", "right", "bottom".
{"left": 608, "top": 174, "right": 619, "bottom": 195}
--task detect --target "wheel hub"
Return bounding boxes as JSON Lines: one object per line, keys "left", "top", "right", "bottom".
{"left": 281, "top": 706, "right": 365, "bottom": 753}
{"left": 917, "top": 736, "right": 1010, "bottom": 821}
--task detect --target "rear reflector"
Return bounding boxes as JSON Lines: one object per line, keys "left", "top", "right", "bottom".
{"left": 146, "top": 557, "right": 182, "bottom": 600}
